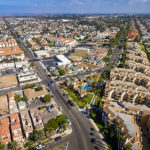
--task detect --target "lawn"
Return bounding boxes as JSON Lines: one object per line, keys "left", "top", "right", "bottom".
{"left": 66, "top": 89, "right": 86, "bottom": 108}
{"left": 65, "top": 89, "right": 78, "bottom": 102}
{"left": 84, "top": 93, "right": 94, "bottom": 104}
{"left": 94, "top": 96, "right": 101, "bottom": 105}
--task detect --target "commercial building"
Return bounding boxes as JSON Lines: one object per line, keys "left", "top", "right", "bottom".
{"left": 56, "top": 55, "right": 71, "bottom": 66}
{"left": 17, "top": 68, "right": 39, "bottom": 84}
{"left": 34, "top": 50, "right": 50, "bottom": 58}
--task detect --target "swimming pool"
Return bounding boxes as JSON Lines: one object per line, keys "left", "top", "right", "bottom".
{"left": 82, "top": 85, "right": 89, "bottom": 90}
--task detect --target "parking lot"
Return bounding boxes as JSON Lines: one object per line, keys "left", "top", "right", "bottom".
{"left": 0, "top": 69, "right": 17, "bottom": 76}
{"left": 42, "top": 59, "right": 57, "bottom": 69}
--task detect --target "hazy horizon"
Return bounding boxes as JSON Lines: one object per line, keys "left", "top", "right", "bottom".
{"left": 0, "top": 0, "right": 150, "bottom": 15}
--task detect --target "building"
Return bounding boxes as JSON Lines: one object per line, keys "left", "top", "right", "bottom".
{"left": 30, "top": 108, "right": 44, "bottom": 130}
{"left": 56, "top": 55, "right": 71, "bottom": 66}
{"left": 0, "top": 118, "right": 11, "bottom": 144}
{"left": 48, "top": 37, "right": 77, "bottom": 47}
{"left": 102, "top": 104, "right": 142, "bottom": 150}
{"left": 15, "top": 61, "right": 30, "bottom": 69}
{"left": 20, "top": 110, "right": 33, "bottom": 139}
{"left": 0, "top": 63, "right": 15, "bottom": 71}
{"left": 34, "top": 50, "right": 50, "bottom": 58}
{"left": 8, "top": 92, "right": 18, "bottom": 114}
{"left": 17, "top": 68, "right": 39, "bottom": 84}
{"left": 10, "top": 113, "right": 23, "bottom": 142}
{"left": 0, "top": 46, "right": 25, "bottom": 61}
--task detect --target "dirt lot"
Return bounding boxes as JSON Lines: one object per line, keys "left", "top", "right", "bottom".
{"left": 0, "top": 95, "right": 9, "bottom": 116}
{"left": 69, "top": 52, "right": 87, "bottom": 61}
{"left": 82, "top": 62, "right": 99, "bottom": 70}
{"left": 86, "top": 73, "right": 101, "bottom": 82}
{"left": 0, "top": 74, "right": 18, "bottom": 89}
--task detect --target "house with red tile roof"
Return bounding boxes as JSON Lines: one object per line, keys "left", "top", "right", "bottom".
{"left": 0, "top": 117, "right": 11, "bottom": 144}
{"left": 10, "top": 113, "right": 24, "bottom": 142}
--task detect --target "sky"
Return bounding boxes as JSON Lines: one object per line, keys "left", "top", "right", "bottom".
{"left": 0, "top": 0, "right": 150, "bottom": 15}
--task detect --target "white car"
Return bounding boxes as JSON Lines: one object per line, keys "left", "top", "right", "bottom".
{"left": 59, "top": 107, "right": 63, "bottom": 111}
{"left": 36, "top": 144, "right": 45, "bottom": 149}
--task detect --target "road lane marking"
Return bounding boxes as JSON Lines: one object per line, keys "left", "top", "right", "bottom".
{"left": 68, "top": 110, "right": 87, "bottom": 150}
{"left": 69, "top": 110, "right": 81, "bottom": 129}
{"left": 66, "top": 141, "right": 69, "bottom": 150}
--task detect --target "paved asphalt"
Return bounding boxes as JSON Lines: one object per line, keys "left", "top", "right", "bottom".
{"left": 3, "top": 18, "right": 129, "bottom": 150}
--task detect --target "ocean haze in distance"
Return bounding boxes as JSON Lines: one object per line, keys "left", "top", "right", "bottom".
{"left": 0, "top": 0, "right": 150, "bottom": 15}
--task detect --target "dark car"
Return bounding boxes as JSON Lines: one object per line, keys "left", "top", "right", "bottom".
{"left": 55, "top": 136, "right": 62, "bottom": 141}
{"left": 67, "top": 100, "right": 74, "bottom": 106}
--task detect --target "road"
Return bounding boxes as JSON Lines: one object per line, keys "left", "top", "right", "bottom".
{"left": 4, "top": 18, "right": 108, "bottom": 150}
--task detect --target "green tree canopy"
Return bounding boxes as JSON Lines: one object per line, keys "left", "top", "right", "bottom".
{"left": 43, "top": 94, "right": 51, "bottom": 102}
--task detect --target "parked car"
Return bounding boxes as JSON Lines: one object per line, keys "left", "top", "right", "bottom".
{"left": 36, "top": 144, "right": 45, "bottom": 149}
{"left": 55, "top": 136, "right": 62, "bottom": 141}
{"left": 67, "top": 100, "right": 74, "bottom": 106}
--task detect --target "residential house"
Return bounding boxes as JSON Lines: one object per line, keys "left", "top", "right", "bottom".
{"left": 10, "top": 113, "right": 23, "bottom": 142}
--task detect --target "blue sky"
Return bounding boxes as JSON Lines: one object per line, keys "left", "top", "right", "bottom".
{"left": 0, "top": 0, "right": 150, "bottom": 15}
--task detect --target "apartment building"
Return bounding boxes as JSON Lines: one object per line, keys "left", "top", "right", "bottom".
{"left": 47, "top": 36, "right": 77, "bottom": 47}
{"left": 102, "top": 104, "right": 142, "bottom": 150}
{"left": 20, "top": 110, "right": 33, "bottom": 139}
{"left": 0, "top": 46, "right": 25, "bottom": 61}
{"left": 30, "top": 108, "right": 44, "bottom": 130}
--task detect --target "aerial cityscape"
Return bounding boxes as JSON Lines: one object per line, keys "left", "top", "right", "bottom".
{"left": 0, "top": 0, "right": 150, "bottom": 150}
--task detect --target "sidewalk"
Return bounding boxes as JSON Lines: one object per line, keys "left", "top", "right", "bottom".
{"left": 89, "top": 118, "right": 109, "bottom": 150}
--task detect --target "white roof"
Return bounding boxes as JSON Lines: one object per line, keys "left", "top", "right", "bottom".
{"left": 34, "top": 50, "right": 48, "bottom": 55}
{"left": 56, "top": 55, "right": 71, "bottom": 65}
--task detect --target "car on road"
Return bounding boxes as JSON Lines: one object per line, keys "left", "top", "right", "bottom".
{"left": 55, "top": 136, "right": 62, "bottom": 141}
{"left": 65, "top": 115, "right": 72, "bottom": 125}
{"left": 58, "top": 106, "right": 63, "bottom": 111}
{"left": 67, "top": 100, "right": 74, "bottom": 106}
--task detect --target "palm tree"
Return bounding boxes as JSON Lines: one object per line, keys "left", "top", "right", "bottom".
{"left": 0, "top": 143, "right": 7, "bottom": 150}
{"left": 8, "top": 141, "right": 17, "bottom": 150}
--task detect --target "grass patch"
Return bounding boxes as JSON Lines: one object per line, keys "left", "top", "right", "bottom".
{"left": 84, "top": 93, "right": 94, "bottom": 104}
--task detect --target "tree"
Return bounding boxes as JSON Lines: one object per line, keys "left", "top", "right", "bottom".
{"left": 57, "top": 114, "right": 67, "bottom": 126}
{"left": 15, "top": 94, "right": 21, "bottom": 102}
{"left": 45, "top": 118, "right": 58, "bottom": 131}
{"left": 59, "top": 69, "right": 66, "bottom": 76}
{"left": 35, "top": 86, "right": 43, "bottom": 91}
{"left": 0, "top": 143, "right": 7, "bottom": 150}
{"left": 8, "top": 141, "right": 17, "bottom": 150}
{"left": 43, "top": 94, "right": 51, "bottom": 102}
{"left": 29, "top": 130, "right": 45, "bottom": 142}
{"left": 21, "top": 96, "right": 28, "bottom": 102}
